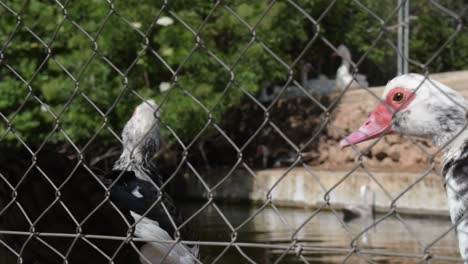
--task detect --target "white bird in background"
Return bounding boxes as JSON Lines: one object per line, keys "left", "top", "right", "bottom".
{"left": 340, "top": 73, "right": 468, "bottom": 262}
{"left": 258, "top": 81, "right": 276, "bottom": 103}
{"left": 333, "top": 44, "right": 369, "bottom": 91}
{"left": 257, "top": 45, "right": 370, "bottom": 101}
{"left": 300, "top": 62, "right": 336, "bottom": 96}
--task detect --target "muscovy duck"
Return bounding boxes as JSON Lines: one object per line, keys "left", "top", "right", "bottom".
{"left": 340, "top": 73, "right": 468, "bottom": 261}
{"left": 110, "top": 99, "right": 199, "bottom": 263}
{"left": 0, "top": 100, "right": 198, "bottom": 263}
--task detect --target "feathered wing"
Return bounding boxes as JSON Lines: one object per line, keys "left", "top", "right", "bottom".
{"left": 306, "top": 79, "right": 336, "bottom": 95}
{"left": 130, "top": 211, "right": 199, "bottom": 264}
{"left": 107, "top": 170, "right": 199, "bottom": 264}
{"left": 355, "top": 74, "right": 368, "bottom": 88}
{"left": 107, "top": 170, "right": 196, "bottom": 240}
{"left": 0, "top": 150, "right": 138, "bottom": 264}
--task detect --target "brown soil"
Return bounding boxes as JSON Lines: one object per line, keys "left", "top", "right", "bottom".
{"left": 160, "top": 71, "right": 468, "bottom": 174}
{"left": 317, "top": 93, "right": 443, "bottom": 172}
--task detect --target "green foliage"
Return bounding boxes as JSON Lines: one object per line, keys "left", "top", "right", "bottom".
{"left": 0, "top": 0, "right": 467, "bottom": 148}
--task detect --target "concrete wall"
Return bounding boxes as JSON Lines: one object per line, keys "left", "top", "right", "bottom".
{"left": 184, "top": 167, "right": 449, "bottom": 216}
{"left": 183, "top": 71, "right": 468, "bottom": 216}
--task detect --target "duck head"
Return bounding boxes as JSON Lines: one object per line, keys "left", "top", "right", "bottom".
{"left": 332, "top": 45, "right": 352, "bottom": 62}
{"left": 123, "top": 99, "right": 160, "bottom": 159}
{"left": 114, "top": 100, "right": 161, "bottom": 171}
{"left": 340, "top": 73, "right": 467, "bottom": 149}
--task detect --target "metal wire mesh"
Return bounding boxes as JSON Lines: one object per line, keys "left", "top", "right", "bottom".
{"left": 0, "top": 0, "right": 467, "bottom": 263}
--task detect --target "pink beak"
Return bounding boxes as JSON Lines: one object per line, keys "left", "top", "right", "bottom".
{"left": 339, "top": 103, "right": 394, "bottom": 148}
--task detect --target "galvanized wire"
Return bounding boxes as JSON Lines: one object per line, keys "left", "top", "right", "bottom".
{"left": 0, "top": 0, "right": 467, "bottom": 263}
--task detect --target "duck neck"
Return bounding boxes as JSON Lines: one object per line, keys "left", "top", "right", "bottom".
{"left": 113, "top": 149, "right": 156, "bottom": 182}
{"left": 430, "top": 105, "right": 467, "bottom": 157}
{"left": 340, "top": 58, "right": 350, "bottom": 68}
{"left": 441, "top": 129, "right": 468, "bottom": 164}
{"left": 337, "top": 60, "right": 350, "bottom": 76}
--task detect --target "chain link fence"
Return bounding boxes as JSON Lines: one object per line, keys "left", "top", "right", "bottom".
{"left": 0, "top": 0, "right": 468, "bottom": 263}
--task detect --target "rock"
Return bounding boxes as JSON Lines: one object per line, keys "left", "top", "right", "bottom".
{"left": 385, "top": 134, "right": 403, "bottom": 145}
{"left": 369, "top": 141, "right": 387, "bottom": 157}
{"left": 381, "top": 157, "right": 394, "bottom": 166}
{"left": 387, "top": 146, "right": 401, "bottom": 162}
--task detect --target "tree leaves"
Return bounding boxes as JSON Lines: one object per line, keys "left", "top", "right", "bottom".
{"left": 0, "top": 0, "right": 466, "bottom": 149}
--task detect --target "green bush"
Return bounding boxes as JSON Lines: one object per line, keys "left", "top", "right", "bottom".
{"left": 0, "top": 0, "right": 466, "bottom": 149}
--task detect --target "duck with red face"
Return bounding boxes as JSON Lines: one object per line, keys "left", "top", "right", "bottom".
{"left": 341, "top": 73, "right": 468, "bottom": 262}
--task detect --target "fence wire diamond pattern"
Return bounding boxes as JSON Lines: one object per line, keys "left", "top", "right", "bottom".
{"left": 0, "top": 0, "right": 467, "bottom": 263}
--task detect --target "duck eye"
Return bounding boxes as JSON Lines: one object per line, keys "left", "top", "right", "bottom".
{"left": 392, "top": 92, "right": 404, "bottom": 102}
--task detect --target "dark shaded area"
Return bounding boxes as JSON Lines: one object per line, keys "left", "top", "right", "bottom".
{"left": 107, "top": 169, "right": 197, "bottom": 241}
{"left": 0, "top": 147, "right": 198, "bottom": 263}
{"left": 0, "top": 147, "right": 139, "bottom": 263}
{"left": 155, "top": 95, "right": 333, "bottom": 175}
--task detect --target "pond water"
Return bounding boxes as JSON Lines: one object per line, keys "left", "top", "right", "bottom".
{"left": 0, "top": 203, "right": 460, "bottom": 264}
{"left": 186, "top": 203, "right": 460, "bottom": 264}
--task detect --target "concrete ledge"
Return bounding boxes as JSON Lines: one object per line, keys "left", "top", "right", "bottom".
{"left": 183, "top": 167, "right": 449, "bottom": 216}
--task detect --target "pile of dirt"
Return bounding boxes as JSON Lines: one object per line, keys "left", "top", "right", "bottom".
{"left": 313, "top": 94, "right": 442, "bottom": 172}
{"left": 178, "top": 93, "right": 440, "bottom": 173}
{"left": 160, "top": 71, "right": 468, "bottom": 173}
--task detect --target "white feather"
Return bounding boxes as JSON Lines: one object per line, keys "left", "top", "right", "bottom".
{"left": 335, "top": 63, "right": 368, "bottom": 91}
{"left": 385, "top": 74, "right": 468, "bottom": 262}
{"left": 130, "top": 211, "right": 199, "bottom": 264}
{"left": 335, "top": 45, "right": 368, "bottom": 91}
{"left": 131, "top": 187, "right": 144, "bottom": 198}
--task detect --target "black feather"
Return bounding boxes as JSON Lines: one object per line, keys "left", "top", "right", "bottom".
{"left": 442, "top": 141, "right": 468, "bottom": 202}
{"left": 0, "top": 149, "right": 139, "bottom": 264}
{"left": 105, "top": 170, "right": 196, "bottom": 241}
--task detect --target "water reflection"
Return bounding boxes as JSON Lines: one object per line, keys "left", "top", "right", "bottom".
{"left": 0, "top": 203, "right": 460, "bottom": 263}
{"left": 189, "top": 203, "right": 460, "bottom": 263}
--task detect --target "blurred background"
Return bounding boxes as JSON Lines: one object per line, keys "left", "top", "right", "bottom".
{"left": 1, "top": 0, "right": 468, "bottom": 263}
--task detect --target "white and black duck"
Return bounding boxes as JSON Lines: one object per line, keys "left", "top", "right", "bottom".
{"left": 340, "top": 73, "right": 468, "bottom": 262}
{"left": 0, "top": 100, "right": 198, "bottom": 264}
